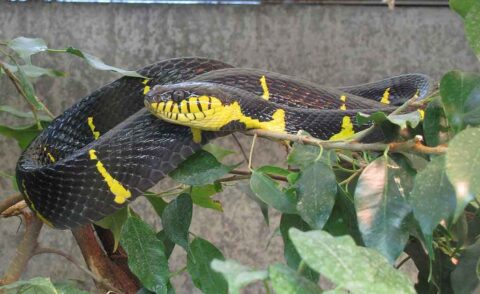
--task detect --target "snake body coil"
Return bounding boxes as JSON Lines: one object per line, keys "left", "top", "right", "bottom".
{"left": 15, "top": 58, "right": 433, "bottom": 229}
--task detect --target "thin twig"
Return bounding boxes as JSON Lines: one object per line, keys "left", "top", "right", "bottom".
{"left": 34, "top": 247, "right": 111, "bottom": 288}
{"left": 395, "top": 255, "right": 412, "bottom": 269}
{"left": 244, "top": 130, "right": 447, "bottom": 155}
{"left": 0, "top": 194, "right": 23, "bottom": 215}
{"left": 231, "top": 134, "right": 249, "bottom": 164}
{"left": 248, "top": 133, "right": 258, "bottom": 171}
{"left": 230, "top": 169, "right": 288, "bottom": 182}
{"left": 0, "top": 213, "right": 43, "bottom": 285}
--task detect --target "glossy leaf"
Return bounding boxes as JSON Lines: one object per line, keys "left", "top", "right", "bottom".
{"left": 289, "top": 229, "right": 415, "bottom": 294}
{"left": 465, "top": 2, "right": 480, "bottom": 59}
{"left": 95, "top": 206, "right": 128, "bottom": 252}
{"left": 446, "top": 127, "right": 480, "bottom": 220}
{"left": 161, "top": 194, "right": 192, "bottom": 252}
{"left": 187, "top": 238, "right": 228, "bottom": 294}
{"left": 54, "top": 280, "right": 89, "bottom": 294}
{"left": 191, "top": 183, "right": 223, "bottom": 211}
{"left": 279, "top": 214, "right": 319, "bottom": 282}
{"left": 0, "top": 277, "right": 57, "bottom": 294}
{"left": 64, "top": 47, "right": 145, "bottom": 78}
{"left": 0, "top": 105, "right": 51, "bottom": 122}
{"left": 144, "top": 192, "right": 169, "bottom": 217}
{"left": 15, "top": 64, "right": 46, "bottom": 111}
{"left": 287, "top": 141, "right": 333, "bottom": 168}
{"left": 8, "top": 37, "right": 48, "bottom": 60}
{"left": 121, "top": 214, "right": 169, "bottom": 294}
{"left": 211, "top": 259, "right": 268, "bottom": 294}
{"left": 202, "top": 143, "right": 235, "bottom": 162}
{"left": 410, "top": 156, "right": 456, "bottom": 254}
{"left": 0, "top": 123, "right": 45, "bottom": 150}
{"left": 357, "top": 110, "right": 422, "bottom": 129}
{"left": 423, "top": 97, "right": 449, "bottom": 147}
{"left": 156, "top": 230, "right": 175, "bottom": 259}
{"left": 451, "top": 240, "right": 480, "bottom": 293}
{"left": 249, "top": 169, "right": 297, "bottom": 213}
{"left": 296, "top": 161, "right": 337, "bottom": 229}
{"left": 269, "top": 263, "right": 323, "bottom": 294}
{"left": 440, "top": 71, "right": 480, "bottom": 133}
{"left": 354, "top": 157, "right": 413, "bottom": 263}
{"left": 170, "top": 150, "right": 234, "bottom": 186}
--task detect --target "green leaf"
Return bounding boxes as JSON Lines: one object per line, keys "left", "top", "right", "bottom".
{"left": 440, "top": 71, "right": 480, "bottom": 133}
{"left": 279, "top": 214, "right": 319, "bottom": 282}
{"left": 354, "top": 156, "right": 413, "bottom": 263}
{"left": 8, "top": 37, "right": 48, "bottom": 60}
{"left": 249, "top": 169, "right": 297, "bottom": 214}
{"left": 256, "top": 165, "right": 291, "bottom": 177}
{"left": 161, "top": 194, "right": 192, "bottom": 252}
{"left": 296, "top": 161, "right": 337, "bottom": 229}
{"left": 64, "top": 47, "right": 145, "bottom": 78}
{"left": 191, "top": 183, "right": 223, "bottom": 212}
{"left": 0, "top": 105, "right": 51, "bottom": 122}
{"left": 187, "top": 238, "right": 228, "bottom": 294}
{"left": 289, "top": 229, "right": 415, "bottom": 294}
{"left": 446, "top": 127, "right": 480, "bottom": 220}
{"left": 144, "top": 192, "right": 169, "bottom": 218}
{"left": 54, "top": 280, "right": 89, "bottom": 294}
{"left": 156, "top": 230, "right": 175, "bottom": 259}
{"left": 451, "top": 239, "right": 480, "bottom": 293}
{"left": 0, "top": 123, "right": 44, "bottom": 150}
{"left": 120, "top": 214, "right": 169, "bottom": 294}
{"left": 15, "top": 64, "right": 47, "bottom": 111}
{"left": 95, "top": 206, "right": 128, "bottom": 252}
{"left": 0, "top": 277, "right": 57, "bottom": 294}
{"left": 21, "top": 64, "right": 65, "bottom": 78}
{"left": 287, "top": 141, "right": 333, "bottom": 168}
{"left": 450, "top": 0, "right": 478, "bottom": 17}
{"left": 202, "top": 143, "right": 236, "bottom": 162}
{"left": 410, "top": 156, "right": 456, "bottom": 254}
{"left": 423, "top": 97, "right": 449, "bottom": 147}
{"left": 357, "top": 111, "right": 422, "bottom": 129}
{"left": 465, "top": 1, "right": 480, "bottom": 59}
{"left": 211, "top": 259, "right": 268, "bottom": 294}
{"left": 170, "top": 150, "right": 234, "bottom": 186}
{"left": 269, "top": 263, "right": 322, "bottom": 294}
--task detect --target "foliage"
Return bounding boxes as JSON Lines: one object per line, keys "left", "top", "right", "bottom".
{"left": 2, "top": 1, "right": 480, "bottom": 293}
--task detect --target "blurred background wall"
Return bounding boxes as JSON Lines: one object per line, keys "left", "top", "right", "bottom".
{"left": 0, "top": 1, "right": 479, "bottom": 292}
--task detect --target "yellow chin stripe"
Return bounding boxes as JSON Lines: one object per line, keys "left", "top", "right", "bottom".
{"left": 22, "top": 180, "right": 54, "bottom": 227}
{"left": 89, "top": 149, "right": 131, "bottom": 204}
{"left": 191, "top": 128, "right": 202, "bottom": 143}
{"left": 260, "top": 75, "right": 270, "bottom": 100}
{"left": 380, "top": 87, "right": 391, "bottom": 104}
{"left": 329, "top": 116, "right": 355, "bottom": 141}
{"left": 88, "top": 117, "right": 100, "bottom": 140}
{"left": 143, "top": 79, "right": 151, "bottom": 95}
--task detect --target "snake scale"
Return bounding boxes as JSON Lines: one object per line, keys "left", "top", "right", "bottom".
{"left": 15, "top": 58, "right": 433, "bottom": 229}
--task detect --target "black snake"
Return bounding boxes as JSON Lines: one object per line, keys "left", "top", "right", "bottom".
{"left": 15, "top": 58, "right": 433, "bottom": 229}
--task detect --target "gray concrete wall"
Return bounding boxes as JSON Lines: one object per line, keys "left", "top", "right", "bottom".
{"left": 0, "top": 2, "right": 478, "bottom": 293}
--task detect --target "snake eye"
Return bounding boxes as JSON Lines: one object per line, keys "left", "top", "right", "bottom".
{"left": 171, "top": 90, "right": 186, "bottom": 103}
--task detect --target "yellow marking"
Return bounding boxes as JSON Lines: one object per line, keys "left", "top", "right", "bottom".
{"left": 380, "top": 87, "right": 391, "bottom": 104}
{"left": 142, "top": 79, "right": 151, "bottom": 95}
{"left": 340, "top": 95, "right": 347, "bottom": 110}
{"left": 43, "top": 147, "right": 56, "bottom": 163}
{"left": 171, "top": 103, "right": 180, "bottom": 113}
{"left": 150, "top": 96, "right": 285, "bottom": 133}
{"left": 340, "top": 104, "right": 347, "bottom": 111}
{"left": 89, "top": 149, "right": 132, "bottom": 204}
{"left": 88, "top": 117, "right": 100, "bottom": 140}
{"left": 164, "top": 101, "right": 174, "bottom": 113}
{"left": 418, "top": 109, "right": 425, "bottom": 120}
{"left": 198, "top": 95, "right": 211, "bottom": 111}
{"left": 329, "top": 116, "right": 355, "bottom": 141}
{"left": 180, "top": 100, "right": 189, "bottom": 113}
{"left": 340, "top": 95, "right": 347, "bottom": 102}
{"left": 188, "top": 97, "right": 201, "bottom": 113}
{"left": 260, "top": 75, "right": 270, "bottom": 100}
{"left": 22, "top": 181, "right": 54, "bottom": 227}
{"left": 191, "top": 128, "right": 202, "bottom": 143}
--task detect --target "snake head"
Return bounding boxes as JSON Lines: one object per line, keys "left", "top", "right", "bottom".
{"left": 144, "top": 82, "right": 237, "bottom": 131}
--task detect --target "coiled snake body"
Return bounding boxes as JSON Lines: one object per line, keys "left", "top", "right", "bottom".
{"left": 15, "top": 58, "right": 433, "bottom": 229}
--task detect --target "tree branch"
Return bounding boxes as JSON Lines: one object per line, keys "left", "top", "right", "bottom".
{"left": 0, "top": 194, "right": 23, "bottom": 215}
{"left": 244, "top": 130, "right": 447, "bottom": 155}
{"left": 0, "top": 212, "right": 43, "bottom": 285}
